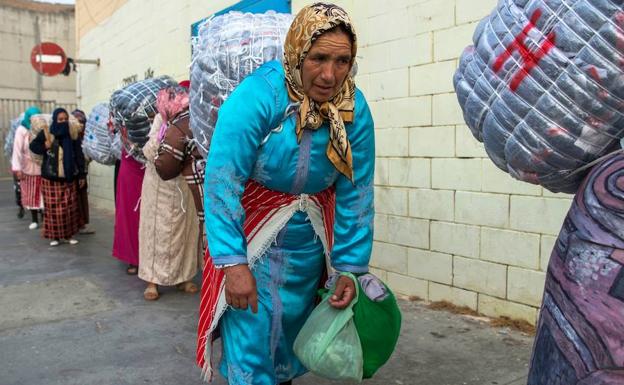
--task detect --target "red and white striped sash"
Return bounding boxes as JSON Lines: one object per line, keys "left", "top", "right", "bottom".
{"left": 197, "top": 179, "right": 336, "bottom": 380}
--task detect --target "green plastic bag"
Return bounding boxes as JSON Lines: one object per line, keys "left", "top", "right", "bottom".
{"left": 294, "top": 273, "right": 363, "bottom": 382}
{"left": 353, "top": 275, "right": 402, "bottom": 378}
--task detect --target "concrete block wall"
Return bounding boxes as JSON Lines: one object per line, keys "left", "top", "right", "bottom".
{"left": 293, "top": 0, "right": 573, "bottom": 324}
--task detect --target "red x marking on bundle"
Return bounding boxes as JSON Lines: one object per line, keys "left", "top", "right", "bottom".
{"left": 493, "top": 9, "right": 557, "bottom": 91}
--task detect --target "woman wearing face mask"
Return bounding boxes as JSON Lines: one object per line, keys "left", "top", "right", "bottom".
{"left": 197, "top": 4, "right": 374, "bottom": 384}
{"left": 30, "top": 108, "right": 86, "bottom": 246}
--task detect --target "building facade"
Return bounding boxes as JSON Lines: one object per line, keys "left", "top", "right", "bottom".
{"left": 0, "top": 0, "right": 77, "bottom": 176}
{"left": 77, "top": 0, "right": 574, "bottom": 324}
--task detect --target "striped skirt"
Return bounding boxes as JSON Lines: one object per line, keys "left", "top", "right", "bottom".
{"left": 41, "top": 179, "right": 81, "bottom": 240}
{"left": 20, "top": 174, "right": 43, "bottom": 210}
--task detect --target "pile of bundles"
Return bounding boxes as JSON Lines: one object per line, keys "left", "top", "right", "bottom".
{"left": 4, "top": 114, "right": 23, "bottom": 160}
{"left": 454, "top": 0, "right": 624, "bottom": 193}
{"left": 82, "top": 103, "right": 118, "bottom": 165}
{"left": 190, "top": 11, "right": 293, "bottom": 156}
{"left": 109, "top": 76, "right": 178, "bottom": 161}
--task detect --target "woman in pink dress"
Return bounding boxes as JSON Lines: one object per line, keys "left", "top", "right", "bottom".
{"left": 11, "top": 106, "right": 43, "bottom": 230}
{"left": 112, "top": 150, "right": 145, "bottom": 274}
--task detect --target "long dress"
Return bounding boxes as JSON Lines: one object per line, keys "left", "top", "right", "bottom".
{"left": 138, "top": 116, "right": 201, "bottom": 286}
{"left": 28, "top": 129, "right": 84, "bottom": 240}
{"left": 203, "top": 61, "right": 375, "bottom": 384}
{"left": 155, "top": 111, "right": 206, "bottom": 248}
{"left": 528, "top": 152, "right": 624, "bottom": 384}
{"left": 112, "top": 150, "right": 145, "bottom": 266}
{"left": 11, "top": 125, "right": 43, "bottom": 210}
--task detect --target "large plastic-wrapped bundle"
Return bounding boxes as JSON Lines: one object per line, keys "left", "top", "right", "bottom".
{"left": 4, "top": 114, "right": 23, "bottom": 160}
{"left": 156, "top": 85, "right": 190, "bottom": 140}
{"left": 29, "top": 113, "right": 51, "bottom": 138}
{"left": 157, "top": 86, "right": 189, "bottom": 123}
{"left": 82, "top": 103, "right": 117, "bottom": 165}
{"left": 109, "top": 76, "right": 178, "bottom": 161}
{"left": 454, "top": 0, "right": 624, "bottom": 193}
{"left": 190, "top": 11, "right": 293, "bottom": 156}
{"left": 28, "top": 114, "right": 51, "bottom": 164}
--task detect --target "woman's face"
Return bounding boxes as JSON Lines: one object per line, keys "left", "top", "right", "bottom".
{"left": 301, "top": 30, "right": 353, "bottom": 103}
{"left": 56, "top": 112, "right": 68, "bottom": 124}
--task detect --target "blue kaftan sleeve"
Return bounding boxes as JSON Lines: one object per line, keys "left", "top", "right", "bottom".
{"left": 331, "top": 89, "right": 375, "bottom": 273}
{"left": 203, "top": 70, "right": 281, "bottom": 265}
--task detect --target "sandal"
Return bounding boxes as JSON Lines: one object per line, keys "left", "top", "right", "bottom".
{"left": 177, "top": 281, "right": 198, "bottom": 294}
{"left": 143, "top": 284, "right": 159, "bottom": 301}
{"left": 126, "top": 265, "right": 138, "bottom": 275}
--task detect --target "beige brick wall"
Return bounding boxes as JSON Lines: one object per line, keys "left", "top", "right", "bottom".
{"left": 293, "top": 0, "right": 573, "bottom": 324}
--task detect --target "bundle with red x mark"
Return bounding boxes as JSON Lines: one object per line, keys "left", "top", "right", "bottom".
{"left": 454, "top": 0, "right": 624, "bottom": 193}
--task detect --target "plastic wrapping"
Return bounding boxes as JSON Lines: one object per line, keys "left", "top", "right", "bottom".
{"left": 157, "top": 86, "right": 189, "bottom": 123}
{"left": 109, "top": 76, "right": 178, "bottom": 161}
{"left": 293, "top": 274, "right": 363, "bottom": 381}
{"left": 454, "top": 0, "right": 624, "bottom": 193}
{"left": 190, "top": 11, "right": 293, "bottom": 156}
{"left": 156, "top": 86, "right": 190, "bottom": 141}
{"left": 28, "top": 114, "right": 51, "bottom": 164}
{"left": 29, "top": 114, "right": 51, "bottom": 139}
{"left": 82, "top": 103, "right": 117, "bottom": 165}
{"left": 111, "top": 131, "right": 122, "bottom": 161}
{"left": 4, "top": 114, "right": 23, "bottom": 160}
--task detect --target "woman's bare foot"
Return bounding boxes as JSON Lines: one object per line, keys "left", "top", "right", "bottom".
{"left": 177, "top": 281, "right": 198, "bottom": 294}
{"left": 143, "top": 283, "right": 159, "bottom": 301}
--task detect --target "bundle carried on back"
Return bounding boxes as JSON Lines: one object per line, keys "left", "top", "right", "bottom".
{"left": 156, "top": 85, "right": 190, "bottom": 139}
{"left": 28, "top": 114, "right": 52, "bottom": 164}
{"left": 4, "top": 114, "right": 23, "bottom": 160}
{"left": 454, "top": 0, "right": 624, "bottom": 193}
{"left": 109, "top": 76, "right": 178, "bottom": 161}
{"left": 111, "top": 131, "right": 122, "bottom": 161}
{"left": 82, "top": 103, "right": 116, "bottom": 165}
{"left": 190, "top": 11, "right": 293, "bottom": 157}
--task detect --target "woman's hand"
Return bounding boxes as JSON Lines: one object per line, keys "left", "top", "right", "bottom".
{"left": 223, "top": 264, "right": 258, "bottom": 313}
{"left": 44, "top": 140, "right": 52, "bottom": 150}
{"left": 79, "top": 179, "right": 86, "bottom": 189}
{"left": 14, "top": 171, "right": 22, "bottom": 180}
{"left": 329, "top": 275, "right": 356, "bottom": 309}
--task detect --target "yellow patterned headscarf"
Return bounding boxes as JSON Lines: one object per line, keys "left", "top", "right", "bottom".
{"left": 284, "top": 2, "right": 357, "bottom": 182}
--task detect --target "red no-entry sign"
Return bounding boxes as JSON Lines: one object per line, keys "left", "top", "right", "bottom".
{"left": 30, "top": 42, "right": 67, "bottom": 76}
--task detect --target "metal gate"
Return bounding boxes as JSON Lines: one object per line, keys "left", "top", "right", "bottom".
{"left": 0, "top": 98, "right": 77, "bottom": 178}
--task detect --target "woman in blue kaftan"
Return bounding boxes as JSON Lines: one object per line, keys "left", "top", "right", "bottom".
{"left": 202, "top": 4, "right": 374, "bottom": 384}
